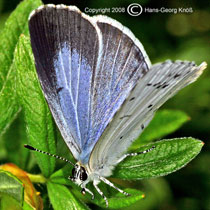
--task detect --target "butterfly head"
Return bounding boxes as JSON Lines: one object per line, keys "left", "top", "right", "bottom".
{"left": 70, "top": 163, "right": 88, "bottom": 186}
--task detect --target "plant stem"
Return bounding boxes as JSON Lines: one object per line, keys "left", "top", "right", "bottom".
{"left": 27, "top": 173, "right": 47, "bottom": 184}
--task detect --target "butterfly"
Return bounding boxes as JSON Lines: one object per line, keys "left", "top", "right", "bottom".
{"left": 26, "top": 4, "right": 207, "bottom": 207}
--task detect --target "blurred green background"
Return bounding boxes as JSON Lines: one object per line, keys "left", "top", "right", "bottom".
{"left": 0, "top": 0, "right": 209, "bottom": 209}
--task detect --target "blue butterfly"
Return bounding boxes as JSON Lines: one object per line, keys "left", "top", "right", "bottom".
{"left": 27, "top": 4, "right": 206, "bottom": 207}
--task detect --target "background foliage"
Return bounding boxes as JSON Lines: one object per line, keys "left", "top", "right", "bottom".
{"left": 0, "top": 0, "right": 209, "bottom": 209}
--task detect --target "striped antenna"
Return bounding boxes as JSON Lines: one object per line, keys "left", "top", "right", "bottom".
{"left": 24, "top": 144, "right": 75, "bottom": 166}
{"left": 136, "top": 146, "right": 155, "bottom": 155}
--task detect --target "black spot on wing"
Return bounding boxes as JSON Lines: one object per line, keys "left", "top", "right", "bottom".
{"left": 148, "top": 104, "right": 153, "bottom": 108}
{"left": 185, "top": 70, "right": 191, "bottom": 76}
{"left": 162, "top": 84, "right": 169, "bottom": 88}
{"left": 147, "top": 81, "right": 170, "bottom": 89}
{"left": 174, "top": 73, "right": 181, "bottom": 78}
{"left": 153, "top": 82, "right": 161, "bottom": 87}
{"left": 56, "top": 87, "right": 64, "bottom": 93}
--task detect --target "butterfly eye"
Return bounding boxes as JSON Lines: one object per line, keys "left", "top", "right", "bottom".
{"left": 80, "top": 167, "right": 88, "bottom": 181}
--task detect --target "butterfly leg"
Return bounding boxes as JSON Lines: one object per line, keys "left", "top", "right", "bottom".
{"left": 68, "top": 176, "right": 95, "bottom": 200}
{"left": 93, "top": 181, "right": 109, "bottom": 207}
{"left": 100, "top": 176, "right": 130, "bottom": 196}
{"left": 81, "top": 186, "right": 95, "bottom": 200}
{"left": 116, "top": 146, "right": 155, "bottom": 164}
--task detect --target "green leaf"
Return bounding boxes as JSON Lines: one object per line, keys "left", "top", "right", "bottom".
{"left": 47, "top": 182, "right": 90, "bottom": 210}
{"left": 15, "top": 35, "right": 56, "bottom": 177}
{"left": 0, "top": 62, "right": 21, "bottom": 136}
{"left": 92, "top": 187, "right": 145, "bottom": 209}
{"left": 0, "top": 0, "right": 42, "bottom": 135}
{"left": 0, "top": 0, "right": 42, "bottom": 85}
{"left": 50, "top": 165, "right": 73, "bottom": 186}
{"left": 114, "top": 138, "right": 203, "bottom": 179}
{"left": 131, "top": 110, "right": 189, "bottom": 149}
{"left": 0, "top": 194, "right": 22, "bottom": 210}
{"left": 1, "top": 112, "right": 29, "bottom": 170}
{"left": 0, "top": 170, "right": 24, "bottom": 203}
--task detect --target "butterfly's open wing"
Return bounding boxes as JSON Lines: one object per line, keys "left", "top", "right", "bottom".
{"left": 29, "top": 5, "right": 150, "bottom": 163}
{"left": 89, "top": 18, "right": 207, "bottom": 176}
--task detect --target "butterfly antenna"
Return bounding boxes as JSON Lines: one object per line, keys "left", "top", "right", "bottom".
{"left": 24, "top": 144, "right": 75, "bottom": 167}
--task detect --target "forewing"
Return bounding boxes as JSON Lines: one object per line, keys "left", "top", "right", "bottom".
{"left": 89, "top": 60, "right": 207, "bottom": 176}
{"left": 29, "top": 5, "right": 101, "bottom": 159}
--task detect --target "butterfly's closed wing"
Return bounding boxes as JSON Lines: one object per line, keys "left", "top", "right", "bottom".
{"left": 89, "top": 17, "right": 207, "bottom": 175}
{"left": 84, "top": 15, "right": 151, "bottom": 163}
{"left": 29, "top": 5, "right": 102, "bottom": 160}
{"left": 29, "top": 5, "right": 150, "bottom": 164}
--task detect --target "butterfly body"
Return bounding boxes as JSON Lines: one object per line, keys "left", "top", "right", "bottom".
{"left": 28, "top": 4, "right": 207, "bottom": 207}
